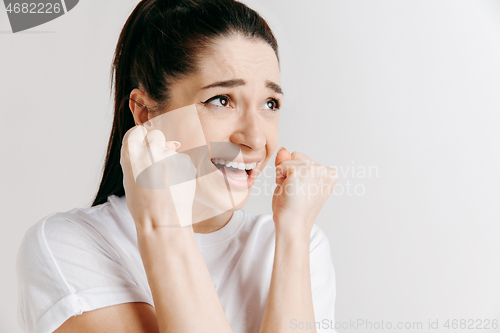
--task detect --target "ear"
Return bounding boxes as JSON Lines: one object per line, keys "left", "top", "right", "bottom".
{"left": 129, "top": 88, "right": 152, "bottom": 125}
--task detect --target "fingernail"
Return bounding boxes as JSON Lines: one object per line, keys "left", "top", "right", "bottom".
{"left": 277, "top": 147, "right": 286, "bottom": 154}
{"left": 172, "top": 141, "right": 181, "bottom": 149}
{"left": 145, "top": 120, "right": 152, "bottom": 126}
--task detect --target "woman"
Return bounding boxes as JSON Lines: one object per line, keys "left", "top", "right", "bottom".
{"left": 16, "top": 0, "right": 339, "bottom": 332}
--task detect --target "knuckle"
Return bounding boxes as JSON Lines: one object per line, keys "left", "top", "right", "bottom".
{"left": 146, "top": 129, "right": 165, "bottom": 142}
{"left": 124, "top": 125, "right": 146, "bottom": 144}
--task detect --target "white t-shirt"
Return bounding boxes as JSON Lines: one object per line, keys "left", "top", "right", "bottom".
{"left": 16, "top": 195, "right": 337, "bottom": 333}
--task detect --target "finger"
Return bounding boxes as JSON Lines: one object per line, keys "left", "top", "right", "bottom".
{"left": 275, "top": 160, "right": 298, "bottom": 184}
{"left": 275, "top": 159, "right": 316, "bottom": 185}
{"left": 290, "top": 151, "right": 313, "bottom": 161}
{"left": 122, "top": 125, "right": 147, "bottom": 146}
{"left": 275, "top": 147, "right": 291, "bottom": 166}
{"left": 279, "top": 151, "right": 314, "bottom": 182}
{"left": 145, "top": 129, "right": 166, "bottom": 147}
{"left": 165, "top": 140, "right": 181, "bottom": 151}
{"left": 122, "top": 126, "right": 155, "bottom": 182}
{"left": 275, "top": 147, "right": 291, "bottom": 187}
{"left": 145, "top": 130, "right": 179, "bottom": 163}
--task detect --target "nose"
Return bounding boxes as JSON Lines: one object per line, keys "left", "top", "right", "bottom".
{"left": 229, "top": 109, "right": 266, "bottom": 151}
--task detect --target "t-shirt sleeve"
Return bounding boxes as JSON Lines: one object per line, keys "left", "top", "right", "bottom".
{"left": 16, "top": 213, "right": 153, "bottom": 333}
{"left": 309, "top": 224, "right": 338, "bottom": 333}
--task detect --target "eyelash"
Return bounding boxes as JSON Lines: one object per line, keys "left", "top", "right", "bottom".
{"left": 201, "top": 94, "right": 280, "bottom": 111}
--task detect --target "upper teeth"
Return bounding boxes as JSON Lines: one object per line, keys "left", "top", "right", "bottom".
{"left": 212, "top": 158, "right": 257, "bottom": 170}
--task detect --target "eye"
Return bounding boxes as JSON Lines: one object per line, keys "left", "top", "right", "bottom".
{"left": 202, "top": 94, "right": 232, "bottom": 108}
{"left": 262, "top": 98, "right": 280, "bottom": 111}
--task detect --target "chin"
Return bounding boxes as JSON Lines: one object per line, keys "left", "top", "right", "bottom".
{"left": 194, "top": 182, "right": 252, "bottom": 212}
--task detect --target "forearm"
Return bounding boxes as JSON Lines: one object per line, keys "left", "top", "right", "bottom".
{"left": 137, "top": 225, "right": 233, "bottom": 333}
{"left": 259, "top": 228, "right": 317, "bottom": 333}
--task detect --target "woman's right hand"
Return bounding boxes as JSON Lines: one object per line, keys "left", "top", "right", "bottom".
{"left": 120, "top": 125, "right": 197, "bottom": 231}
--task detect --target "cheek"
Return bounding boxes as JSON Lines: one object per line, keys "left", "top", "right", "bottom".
{"left": 147, "top": 104, "right": 206, "bottom": 151}
{"left": 199, "top": 120, "right": 232, "bottom": 143}
{"left": 198, "top": 112, "right": 237, "bottom": 142}
{"left": 264, "top": 117, "right": 280, "bottom": 150}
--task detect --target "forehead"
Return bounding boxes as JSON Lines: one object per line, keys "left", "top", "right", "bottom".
{"left": 196, "top": 35, "right": 280, "bottom": 85}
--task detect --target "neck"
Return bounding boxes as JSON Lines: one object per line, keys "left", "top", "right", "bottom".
{"left": 192, "top": 210, "right": 233, "bottom": 234}
{"left": 190, "top": 197, "right": 235, "bottom": 233}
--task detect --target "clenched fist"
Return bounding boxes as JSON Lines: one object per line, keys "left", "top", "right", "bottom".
{"left": 120, "top": 125, "right": 197, "bottom": 230}
{"left": 272, "top": 147, "right": 338, "bottom": 237}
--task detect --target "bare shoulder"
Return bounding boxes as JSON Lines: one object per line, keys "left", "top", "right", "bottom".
{"left": 54, "top": 302, "right": 158, "bottom": 333}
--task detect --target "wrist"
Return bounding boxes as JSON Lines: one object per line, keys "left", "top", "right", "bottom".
{"left": 136, "top": 223, "right": 195, "bottom": 247}
{"left": 273, "top": 216, "right": 312, "bottom": 241}
{"left": 134, "top": 212, "right": 192, "bottom": 233}
{"left": 275, "top": 226, "right": 311, "bottom": 247}
{"left": 274, "top": 230, "right": 311, "bottom": 270}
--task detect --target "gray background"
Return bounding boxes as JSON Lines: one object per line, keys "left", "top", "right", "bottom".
{"left": 1, "top": 0, "right": 500, "bottom": 332}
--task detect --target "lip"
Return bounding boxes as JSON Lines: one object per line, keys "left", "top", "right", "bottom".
{"left": 211, "top": 160, "right": 260, "bottom": 190}
{"left": 210, "top": 157, "right": 264, "bottom": 164}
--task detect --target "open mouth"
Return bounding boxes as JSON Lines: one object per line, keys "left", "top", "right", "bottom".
{"left": 211, "top": 158, "right": 258, "bottom": 180}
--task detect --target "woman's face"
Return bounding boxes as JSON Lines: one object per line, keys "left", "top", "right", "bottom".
{"left": 133, "top": 34, "right": 282, "bottom": 217}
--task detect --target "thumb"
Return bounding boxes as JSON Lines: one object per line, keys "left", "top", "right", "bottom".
{"left": 275, "top": 147, "right": 291, "bottom": 187}
{"left": 165, "top": 140, "right": 182, "bottom": 151}
{"left": 275, "top": 147, "right": 291, "bottom": 166}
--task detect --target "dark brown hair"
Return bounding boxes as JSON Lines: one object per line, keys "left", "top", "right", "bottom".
{"left": 92, "top": 0, "right": 279, "bottom": 206}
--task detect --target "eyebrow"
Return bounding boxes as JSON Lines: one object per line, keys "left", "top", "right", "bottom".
{"left": 201, "top": 79, "right": 284, "bottom": 95}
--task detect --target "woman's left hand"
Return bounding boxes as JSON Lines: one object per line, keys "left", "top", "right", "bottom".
{"left": 271, "top": 147, "right": 338, "bottom": 237}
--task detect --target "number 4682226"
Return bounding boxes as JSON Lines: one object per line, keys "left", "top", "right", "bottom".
{"left": 444, "top": 319, "right": 498, "bottom": 330}
{"left": 6, "top": 3, "right": 61, "bottom": 14}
